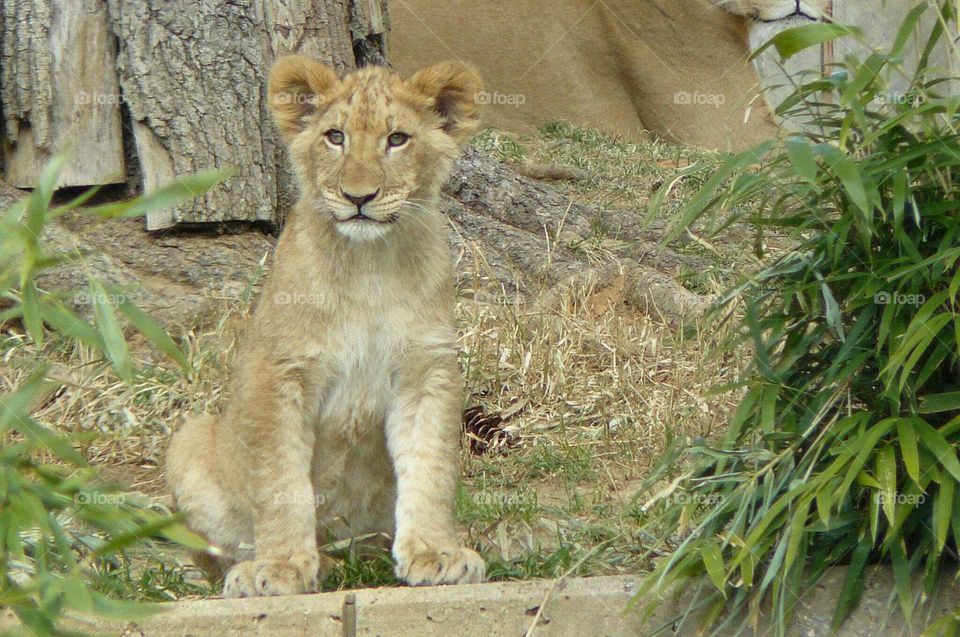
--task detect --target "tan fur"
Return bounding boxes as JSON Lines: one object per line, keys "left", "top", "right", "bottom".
{"left": 716, "top": 0, "right": 822, "bottom": 21}
{"left": 166, "top": 57, "right": 485, "bottom": 597}
{"left": 389, "top": 0, "right": 779, "bottom": 150}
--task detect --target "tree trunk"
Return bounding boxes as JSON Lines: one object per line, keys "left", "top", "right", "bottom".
{"left": 1, "top": 0, "right": 126, "bottom": 188}
{"left": 104, "top": 0, "right": 388, "bottom": 230}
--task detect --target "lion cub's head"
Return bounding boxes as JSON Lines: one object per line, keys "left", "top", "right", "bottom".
{"left": 268, "top": 56, "right": 482, "bottom": 241}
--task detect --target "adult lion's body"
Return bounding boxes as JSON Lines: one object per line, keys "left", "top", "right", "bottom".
{"left": 390, "top": 0, "right": 778, "bottom": 149}
{"left": 166, "top": 57, "right": 486, "bottom": 597}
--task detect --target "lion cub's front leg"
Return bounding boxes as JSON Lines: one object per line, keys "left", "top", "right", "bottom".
{"left": 220, "top": 359, "right": 334, "bottom": 598}
{"left": 387, "top": 346, "right": 485, "bottom": 586}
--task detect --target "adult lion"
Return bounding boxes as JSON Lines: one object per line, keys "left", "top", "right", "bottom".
{"left": 389, "top": 0, "right": 780, "bottom": 149}
{"left": 737, "top": 1, "right": 958, "bottom": 115}
{"left": 718, "top": 0, "right": 822, "bottom": 22}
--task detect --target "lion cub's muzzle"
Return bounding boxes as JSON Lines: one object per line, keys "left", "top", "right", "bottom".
{"left": 330, "top": 188, "right": 398, "bottom": 226}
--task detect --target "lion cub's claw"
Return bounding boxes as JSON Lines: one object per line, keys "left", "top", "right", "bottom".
{"left": 223, "top": 560, "right": 262, "bottom": 598}
{"left": 396, "top": 546, "right": 485, "bottom": 586}
{"left": 222, "top": 555, "right": 334, "bottom": 598}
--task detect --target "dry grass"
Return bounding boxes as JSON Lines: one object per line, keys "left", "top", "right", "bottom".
{"left": 453, "top": 237, "right": 743, "bottom": 578}
{"left": 1, "top": 302, "right": 245, "bottom": 498}
{"left": 474, "top": 122, "right": 793, "bottom": 294}
{"left": 1, "top": 270, "right": 742, "bottom": 589}
{"left": 1, "top": 122, "right": 753, "bottom": 595}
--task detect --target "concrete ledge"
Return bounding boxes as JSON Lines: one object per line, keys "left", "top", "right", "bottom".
{"left": 69, "top": 576, "right": 641, "bottom": 637}
{"left": 65, "top": 570, "right": 960, "bottom": 636}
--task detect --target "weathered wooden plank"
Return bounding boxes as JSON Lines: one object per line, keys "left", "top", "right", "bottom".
{"left": 1, "top": 0, "right": 125, "bottom": 188}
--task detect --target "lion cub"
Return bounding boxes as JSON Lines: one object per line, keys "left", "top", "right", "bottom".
{"left": 166, "top": 56, "right": 485, "bottom": 597}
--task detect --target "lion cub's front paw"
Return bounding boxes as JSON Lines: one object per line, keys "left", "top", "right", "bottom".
{"left": 395, "top": 544, "right": 485, "bottom": 586}
{"left": 222, "top": 554, "right": 334, "bottom": 598}
{"left": 222, "top": 560, "right": 306, "bottom": 598}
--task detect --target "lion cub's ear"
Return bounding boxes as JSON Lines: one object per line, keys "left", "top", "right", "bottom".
{"left": 406, "top": 61, "right": 483, "bottom": 143}
{"left": 268, "top": 55, "right": 339, "bottom": 141}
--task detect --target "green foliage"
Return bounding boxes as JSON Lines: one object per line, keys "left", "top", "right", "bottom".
{"left": 321, "top": 551, "right": 398, "bottom": 590}
{"left": 641, "top": 4, "right": 960, "bottom": 634}
{"left": 1, "top": 159, "right": 231, "bottom": 635}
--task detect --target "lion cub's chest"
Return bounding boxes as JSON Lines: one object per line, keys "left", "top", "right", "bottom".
{"left": 311, "top": 300, "right": 416, "bottom": 439}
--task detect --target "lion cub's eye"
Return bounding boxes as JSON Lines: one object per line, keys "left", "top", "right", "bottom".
{"left": 325, "top": 129, "right": 345, "bottom": 146}
{"left": 387, "top": 132, "right": 410, "bottom": 148}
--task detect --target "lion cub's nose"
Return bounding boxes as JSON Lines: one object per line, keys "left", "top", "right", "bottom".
{"left": 341, "top": 189, "right": 379, "bottom": 209}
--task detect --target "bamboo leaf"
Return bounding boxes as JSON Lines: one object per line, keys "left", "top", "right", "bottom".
{"left": 891, "top": 170, "right": 907, "bottom": 230}
{"left": 836, "top": 419, "right": 896, "bottom": 500}
{"left": 25, "top": 153, "right": 67, "bottom": 241}
{"left": 117, "top": 298, "right": 190, "bottom": 372}
{"left": 933, "top": 478, "right": 955, "bottom": 554}
{"left": 87, "top": 167, "right": 235, "bottom": 220}
{"left": 89, "top": 280, "right": 133, "bottom": 380}
{"left": 663, "top": 143, "right": 774, "bottom": 244}
{"left": 953, "top": 482, "right": 960, "bottom": 561}
{"left": 48, "top": 185, "right": 102, "bottom": 219}
{"left": 784, "top": 137, "right": 818, "bottom": 183}
{"left": 750, "top": 23, "right": 864, "bottom": 61}
{"left": 823, "top": 151, "right": 870, "bottom": 216}
{"left": 877, "top": 446, "right": 897, "bottom": 525}
{"left": 897, "top": 420, "right": 922, "bottom": 484}
{"left": 891, "top": 3, "right": 929, "bottom": 57}
{"left": 821, "top": 281, "right": 845, "bottom": 342}
{"left": 840, "top": 53, "right": 887, "bottom": 106}
{"left": 915, "top": 420, "right": 960, "bottom": 484}
{"left": 783, "top": 498, "right": 811, "bottom": 575}
{"left": 816, "top": 486, "right": 834, "bottom": 526}
{"left": 40, "top": 301, "right": 102, "bottom": 350}
{"left": 920, "top": 392, "right": 960, "bottom": 414}
{"left": 889, "top": 540, "right": 913, "bottom": 623}
{"left": 832, "top": 535, "right": 871, "bottom": 630}
{"left": 62, "top": 576, "right": 95, "bottom": 613}
{"left": 14, "top": 414, "right": 86, "bottom": 466}
{"left": 21, "top": 280, "right": 44, "bottom": 345}
{"left": 701, "top": 541, "right": 727, "bottom": 595}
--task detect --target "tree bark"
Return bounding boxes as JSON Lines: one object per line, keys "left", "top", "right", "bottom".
{"left": 1, "top": 0, "right": 126, "bottom": 188}
{"left": 103, "top": 0, "right": 387, "bottom": 230}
